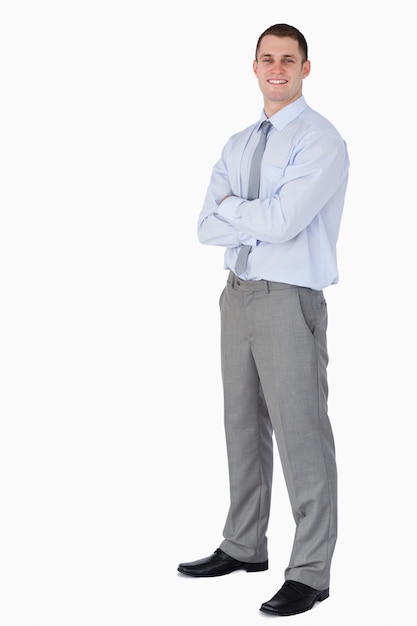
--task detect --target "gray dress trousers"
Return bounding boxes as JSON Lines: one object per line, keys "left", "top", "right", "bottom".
{"left": 219, "top": 272, "right": 337, "bottom": 591}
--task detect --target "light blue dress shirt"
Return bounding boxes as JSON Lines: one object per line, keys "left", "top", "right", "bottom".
{"left": 197, "top": 96, "right": 349, "bottom": 290}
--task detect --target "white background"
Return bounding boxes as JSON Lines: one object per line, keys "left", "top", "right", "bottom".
{"left": 1, "top": 1, "right": 416, "bottom": 624}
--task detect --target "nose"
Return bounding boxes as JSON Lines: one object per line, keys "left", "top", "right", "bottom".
{"left": 271, "top": 61, "right": 285, "bottom": 73}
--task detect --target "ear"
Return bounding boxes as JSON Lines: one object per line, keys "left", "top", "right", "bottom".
{"left": 253, "top": 59, "right": 258, "bottom": 78}
{"left": 302, "top": 60, "right": 311, "bottom": 79}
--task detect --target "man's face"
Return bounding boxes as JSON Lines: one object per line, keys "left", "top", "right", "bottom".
{"left": 253, "top": 35, "right": 310, "bottom": 116}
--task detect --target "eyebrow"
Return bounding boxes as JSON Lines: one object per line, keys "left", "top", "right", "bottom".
{"left": 260, "top": 53, "right": 297, "bottom": 60}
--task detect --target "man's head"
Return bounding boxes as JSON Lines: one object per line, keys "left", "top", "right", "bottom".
{"left": 253, "top": 24, "right": 310, "bottom": 117}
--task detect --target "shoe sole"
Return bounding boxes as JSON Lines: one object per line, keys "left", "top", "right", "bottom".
{"left": 177, "top": 562, "right": 268, "bottom": 577}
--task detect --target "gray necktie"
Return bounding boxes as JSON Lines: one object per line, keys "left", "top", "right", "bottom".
{"left": 235, "top": 120, "right": 271, "bottom": 275}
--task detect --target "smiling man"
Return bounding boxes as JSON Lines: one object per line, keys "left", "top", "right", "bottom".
{"left": 178, "top": 24, "right": 349, "bottom": 617}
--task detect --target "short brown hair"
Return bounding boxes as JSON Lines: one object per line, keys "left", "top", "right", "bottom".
{"left": 255, "top": 24, "right": 308, "bottom": 63}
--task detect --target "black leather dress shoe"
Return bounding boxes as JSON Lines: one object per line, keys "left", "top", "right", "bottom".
{"left": 260, "top": 580, "right": 329, "bottom": 616}
{"left": 177, "top": 548, "right": 268, "bottom": 577}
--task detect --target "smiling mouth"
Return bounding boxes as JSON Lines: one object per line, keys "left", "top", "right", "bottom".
{"left": 267, "top": 79, "right": 287, "bottom": 85}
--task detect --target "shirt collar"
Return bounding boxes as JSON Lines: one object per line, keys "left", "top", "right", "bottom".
{"left": 258, "top": 96, "right": 308, "bottom": 132}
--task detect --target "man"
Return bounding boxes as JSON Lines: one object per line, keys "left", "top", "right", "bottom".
{"left": 178, "top": 24, "right": 349, "bottom": 617}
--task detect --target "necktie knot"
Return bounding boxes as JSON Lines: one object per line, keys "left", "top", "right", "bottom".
{"left": 261, "top": 120, "right": 271, "bottom": 134}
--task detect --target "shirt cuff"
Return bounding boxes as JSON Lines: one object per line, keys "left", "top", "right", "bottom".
{"left": 218, "top": 195, "right": 241, "bottom": 220}
{"left": 218, "top": 197, "right": 257, "bottom": 246}
{"left": 239, "top": 233, "right": 258, "bottom": 246}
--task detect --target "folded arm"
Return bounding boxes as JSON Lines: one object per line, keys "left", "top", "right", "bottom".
{"left": 198, "top": 132, "right": 348, "bottom": 246}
